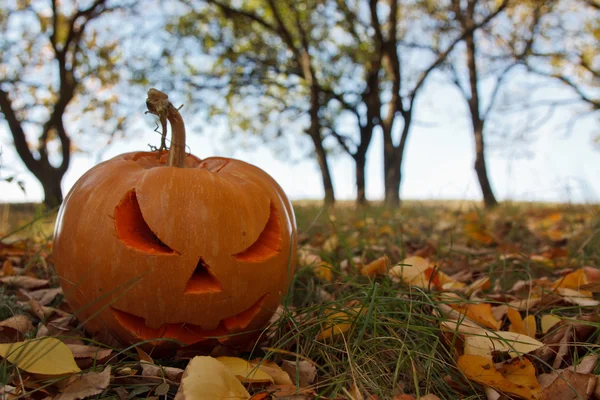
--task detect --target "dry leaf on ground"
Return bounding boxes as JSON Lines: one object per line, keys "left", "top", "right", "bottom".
{"left": 217, "top": 356, "right": 274, "bottom": 384}
{"left": 0, "top": 337, "right": 80, "bottom": 375}
{"left": 175, "top": 356, "right": 250, "bottom": 400}
{"left": 66, "top": 344, "right": 112, "bottom": 360}
{"left": 55, "top": 366, "right": 111, "bottom": 400}
{"left": 280, "top": 360, "right": 317, "bottom": 388}
{"left": 458, "top": 355, "right": 540, "bottom": 399}
{"left": 0, "top": 275, "right": 49, "bottom": 289}
{"left": 463, "top": 330, "right": 544, "bottom": 360}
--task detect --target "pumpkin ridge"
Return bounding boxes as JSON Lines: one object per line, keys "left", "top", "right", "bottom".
{"left": 233, "top": 202, "right": 281, "bottom": 262}
{"left": 114, "top": 189, "right": 179, "bottom": 255}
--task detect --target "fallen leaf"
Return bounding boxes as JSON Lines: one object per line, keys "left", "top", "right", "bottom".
{"left": 217, "top": 356, "right": 274, "bottom": 384}
{"left": 174, "top": 356, "right": 250, "bottom": 400}
{"left": 322, "top": 235, "right": 339, "bottom": 253}
{"left": 280, "top": 360, "right": 317, "bottom": 388}
{"left": 464, "top": 222, "right": 496, "bottom": 245}
{"left": 2, "top": 259, "right": 15, "bottom": 276}
{"left": 452, "top": 303, "right": 500, "bottom": 330}
{"left": 136, "top": 346, "right": 154, "bottom": 364}
{"left": 507, "top": 308, "right": 536, "bottom": 338}
{"left": 0, "top": 337, "right": 80, "bottom": 375}
{"left": 457, "top": 355, "right": 540, "bottom": 399}
{"left": 24, "top": 287, "right": 63, "bottom": 306}
{"left": 316, "top": 307, "right": 362, "bottom": 340}
{"left": 539, "top": 369, "right": 597, "bottom": 400}
{"left": 66, "top": 344, "right": 112, "bottom": 360}
{"left": 55, "top": 366, "right": 111, "bottom": 400}
{"left": 465, "top": 277, "right": 491, "bottom": 295}
{"left": 0, "top": 315, "right": 34, "bottom": 338}
{"left": 250, "top": 359, "right": 293, "bottom": 385}
{"left": 540, "top": 315, "right": 561, "bottom": 334}
{"left": 0, "top": 276, "right": 49, "bottom": 289}
{"left": 141, "top": 363, "right": 184, "bottom": 382}
{"left": 556, "top": 288, "right": 600, "bottom": 306}
{"left": 314, "top": 261, "right": 333, "bottom": 282}
{"left": 389, "top": 256, "right": 431, "bottom": 287}
{"left": 263, "top": 384, "right": 316, "bottom": 397}
{"left": 464, "top": 330, "right": 545, "bottom": 360}
{"left": 361, "top": 256, "right": 389, "bottom": 277}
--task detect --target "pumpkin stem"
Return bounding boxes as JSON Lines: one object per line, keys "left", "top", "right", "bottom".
{"left": 145, "top": 89, "right": 186, "bottom": 168}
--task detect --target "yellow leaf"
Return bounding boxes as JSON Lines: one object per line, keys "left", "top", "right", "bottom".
{"left": 508, "top": 309, "right": 536, "bottom": 338}
{"left": 553, "top": 269, "right": 591, "bottom": 296}
{"left": 322, "top": 235, "right": 339, "bottom": 253}
{"left": 540, "top": 314, "right": 561, "bottom": 334}
{"left": 379, "top": 225, "right": 394, "bottom": 236}
{"left": 0, "top": 337, "right": 80, "bottom": 375}
{"left": 175, "top": 356, "right": 250, "bottom": 400}
{"left": 316, "top": 308, "right": 362, "bottom": 340}
{"left": 217, "top": 357, "right": 274, "bottom": 384}
{"left": 465, "top": 277, "right": 491, "bottom": 295}
{"left": 464, "top": 331, "right": 544, "bottom": 360}
{"left": 250, "top": 360, "right": 293, "bottom": 386}
{"left": 500, "top": 357, "right": 540, "bottom": 392}
{"left": 360, "top": 256, "right": 389, "bottom": 277}
{"left": 389, "top": 256, "right": 431, "bottom": 287}
{"left": 458, "top": 355, "right": 540, "bottom": 400}
{"left": 452, "top": 303, "right": 500, "bottom": 330}
{"left": 314, "top": 261, "right": 333, "bottom": 282}
{"left": 464, "top": 222, "right": 496, "bottom": 245}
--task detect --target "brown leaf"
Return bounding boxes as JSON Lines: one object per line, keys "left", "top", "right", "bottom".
{"left": 141, "top": 363, "right": 185, "bottom": 382}
{"left": 136, "top": 346, "right": 154, "bottom": 364}
{"left": 0, "top": 314, "right": 33, "bottom": 337}
{"left": 0, "top": 275, "right": 49, "bottom": 289}
{"left": 264, "top": 384, "right": 316, "bottom": 398}
{"left": 23, "top": 287, "right": 63, "bottom": 306}
{"left": 67, "top": 344, "right": 113, "bottom": 360}
{"left": 280, "top": 360, "right": 317, "bottom": 388}
{"left": 539, "top": 370, "right": 597, "bottom": 400}
{"left": 2, "top": 259, "right": 15, "bottom": 276}
{"left": 55, "top": 366, "right": 111, "bottom": 400}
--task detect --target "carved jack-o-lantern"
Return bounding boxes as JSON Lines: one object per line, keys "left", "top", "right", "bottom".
{"left": 52, "top": 90, "right": 297, "bottom": 348}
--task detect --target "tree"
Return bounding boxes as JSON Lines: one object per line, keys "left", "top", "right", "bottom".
{"left": 168, "top": 0, "right": 340, "bottom": 205}
{"left": 0, "top": 0, "right": 135, "bottom": 207}
{"left": 357, "top": 0, "right": 509, "bottom": 207}
{"left": 436, "top": 0, "right": 548, "bottom": 208}
{"left": 517, "top": 0, "right": 599, "bottom": 115}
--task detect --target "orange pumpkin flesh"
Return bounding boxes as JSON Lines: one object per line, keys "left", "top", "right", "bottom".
{"left": 53, "top": 136, "right": 297, "bottom": 348}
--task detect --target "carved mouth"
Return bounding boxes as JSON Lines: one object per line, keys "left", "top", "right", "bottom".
{"left": 111, "top": 293, "right": 268, "bottom": 345}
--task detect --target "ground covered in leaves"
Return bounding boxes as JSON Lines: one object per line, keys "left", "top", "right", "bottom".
{"left": 0, "top": 201, "right": 599, "bottom": 399}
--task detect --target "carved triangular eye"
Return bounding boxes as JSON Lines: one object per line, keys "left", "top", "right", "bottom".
{"left": 114, "top": 189, "right": 176, "bottom": 254}
{"left": 184, "top": 258, "right": 223, "bottom": 294}
{"left": 234, "top": 202, "right": 281, "bottom": 262}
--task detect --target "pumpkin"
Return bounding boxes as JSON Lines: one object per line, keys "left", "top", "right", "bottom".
{"left": 52, "top": 89, "right": 297, "bottom": 348}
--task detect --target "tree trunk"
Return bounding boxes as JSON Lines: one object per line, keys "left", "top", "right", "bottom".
{"left": 355, "top": 152, "right": 367, "bottom": 206}
{"left": 473, "top": 124, "right": 497, "bottom": 208}
{"left": 39, "top": 170, "right": 64, "bottom": 208}
{"left": 464, "top": 10, "right": 498, "bottom": 209}
{"left": 384, "top": 163, "right": 401, "bottom": 208}
{"left": 311, "top": 137, "right": 335, "bottom": 206}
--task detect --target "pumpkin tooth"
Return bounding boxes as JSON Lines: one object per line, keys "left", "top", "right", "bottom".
{"left": 184, "top": 258, "right": 223, "bottom": 294}
{"left": 114, "top": 189, "right": 177, "bottom": 255}
{"left": 234, "top": 202, "right": 281, "bottom": 262}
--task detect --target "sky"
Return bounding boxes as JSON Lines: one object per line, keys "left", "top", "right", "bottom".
{"left": 1, "top": 84, "right": 598, "bottom": 205}
{"left": 1, "top": 1, "right": 598, "bottom": 205}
